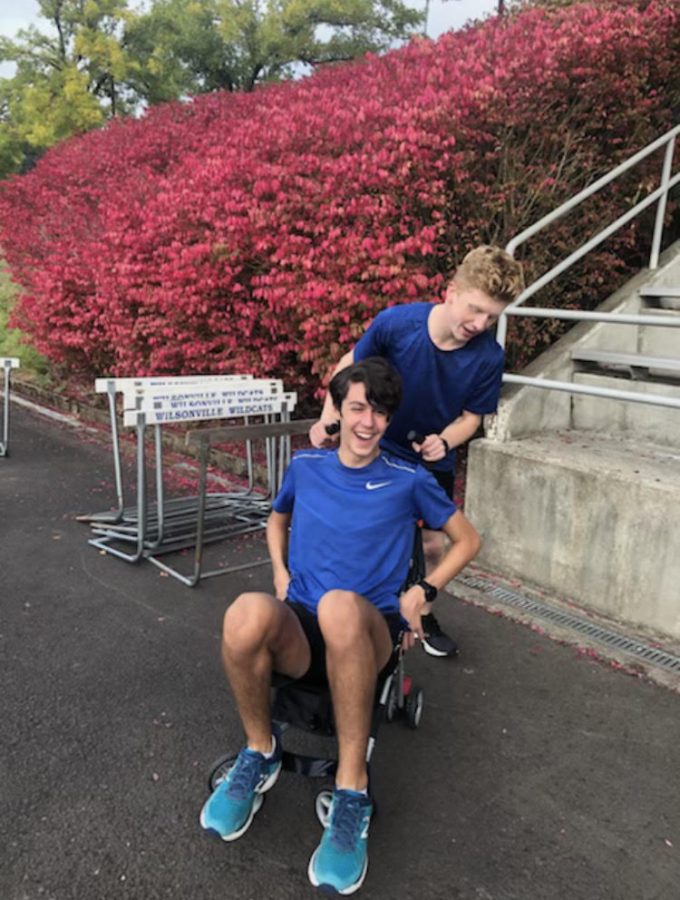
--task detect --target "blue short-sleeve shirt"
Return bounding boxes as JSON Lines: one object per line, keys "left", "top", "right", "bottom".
{"left": 272, "top": 449, "right": 456, "bottom": 615}
{"left": 354, "top": 303, "right": 504, "bottom": 472}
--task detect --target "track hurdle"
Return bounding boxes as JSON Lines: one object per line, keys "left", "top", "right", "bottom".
{"left": 82, "top": 375, "right": 300, "bottom": 581}
{"left": 84, "top": 374, "right": 255, "bottom": 526}
{"left": 0, "top": 357, "right": 20, "bottom": 457}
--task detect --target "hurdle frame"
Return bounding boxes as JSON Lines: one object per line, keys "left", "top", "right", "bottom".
{"left": 0, "top": 357, "right": 20, "bottom": 458}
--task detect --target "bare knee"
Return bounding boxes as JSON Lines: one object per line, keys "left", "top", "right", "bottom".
{"left": 317, "top": 590, "right": 364, "bottom": 646}
{"left": 223, "top": 591, "right": 279, "bottom": 655}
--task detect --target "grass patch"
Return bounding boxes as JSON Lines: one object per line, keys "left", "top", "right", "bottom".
{"left": 0, "top": 258, "right": 50, "bottom": 382}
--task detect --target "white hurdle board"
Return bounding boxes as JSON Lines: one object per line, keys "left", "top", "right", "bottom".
{"left": 122, "top": 379, "right": 295, "bottom": 427}
{"left": 1, "top": 357, "right": 20, "bottom": 457}
{"left": 95, "top": 373, "right": 254, "bottom": 394}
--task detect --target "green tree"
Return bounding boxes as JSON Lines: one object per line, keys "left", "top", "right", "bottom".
{"left": 0, "top": 0, "right": 138, "bottom": 177}
{"left": 125, "top": 0, "right": 424, "bottom": 97}
{"left": 0, "top": 0, "right": 423, "bottom": 178}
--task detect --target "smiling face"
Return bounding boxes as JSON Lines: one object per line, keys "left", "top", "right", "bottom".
{"left": 337, "top": 381, "right": 390, "bottom": 468}
{"left": 442, "top": 281, "right": 508, "bottom": 346}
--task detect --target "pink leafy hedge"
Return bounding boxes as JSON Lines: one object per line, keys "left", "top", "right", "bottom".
{"left": 1, "top": 0, "right": 678, "bottom": 395}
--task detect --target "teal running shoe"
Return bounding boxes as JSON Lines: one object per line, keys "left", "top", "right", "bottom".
{"left": 199, "top": 732, "right": 282, "bottom": 841}
{"left": 308, "top": 788, "right": 373, "bottom": 895}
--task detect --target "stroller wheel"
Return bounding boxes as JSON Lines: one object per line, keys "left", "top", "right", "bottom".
{"left": 315, "top": 788, "right": 333, "bottom": 827}
{"left": 207, "top": 752, "right": 239, "bottom": 791}
{"left": 385, "top": 680, "right": 398, "bottom": 722}
{"left": 405, "top": 686, "right": 424, "bottom": 729}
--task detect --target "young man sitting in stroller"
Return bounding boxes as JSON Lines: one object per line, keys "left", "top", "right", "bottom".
{"left": 200, "top": 356, "right": 481, "bottom": 894}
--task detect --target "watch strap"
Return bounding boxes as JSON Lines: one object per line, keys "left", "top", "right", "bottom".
{"left": 417, "top": 578, "right": 438, "bottom": 603}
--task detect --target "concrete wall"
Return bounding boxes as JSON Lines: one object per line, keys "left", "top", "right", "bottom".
{"left": 465, "top": 435, "right": 680, "bottom": 640}
{"left": 572, "top": 374, "right": 680, "bottom": 447}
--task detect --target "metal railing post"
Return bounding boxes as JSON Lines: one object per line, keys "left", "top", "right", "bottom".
{"left": 650, "top": 134, "right": 676, "bottom": 270}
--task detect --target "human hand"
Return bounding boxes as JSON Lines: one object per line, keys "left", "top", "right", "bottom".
{"left": 401, "top": 629, "right": 417, "bottom": 652}
{"left": 416, "top": 433, "right": 449, "bottom": 463}
{"left": 309, "top": 419, "right": 341, "bottom": 449}
{"left": 399, "top": 584, "right": 433, "bottom": 646}
{"left": 273, "top": 569, "right": 291, "bottom": 601}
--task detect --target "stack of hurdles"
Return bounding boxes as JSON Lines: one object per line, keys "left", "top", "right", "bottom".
{"left": 78, "top": 374, "right": 305, "bottom": 585}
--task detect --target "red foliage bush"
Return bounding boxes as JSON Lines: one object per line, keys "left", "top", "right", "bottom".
{"left": 1, "top": 0, "right": 678, "bottom": 396}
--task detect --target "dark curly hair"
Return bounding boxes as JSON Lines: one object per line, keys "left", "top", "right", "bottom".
{"left": 329, "top": 356, "right": 402, "bottom": 418}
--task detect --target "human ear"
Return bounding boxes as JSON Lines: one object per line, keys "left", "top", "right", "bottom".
{"left": 445, "top": 281, "right": 458, "bottom": 303}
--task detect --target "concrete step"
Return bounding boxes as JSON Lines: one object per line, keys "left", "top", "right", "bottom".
{"left": 638, "top": 307, "right": 680, "bottom": 357}
{"left": 571, "top": 372, "right": 680, "bottom": 447}
{"left": 571, "top": 348, "right": 680, "bottom": 380}
{"left": 640, "top": 285, "right": 680, "bottom": 310}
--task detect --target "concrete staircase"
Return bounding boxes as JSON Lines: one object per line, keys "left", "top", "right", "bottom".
{"left": 464, "top": 243, "right": 680, "bottom": 641}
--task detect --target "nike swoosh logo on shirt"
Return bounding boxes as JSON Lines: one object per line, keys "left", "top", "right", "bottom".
{"left": 365, "top": 481, "right": 391, "bottom": 490}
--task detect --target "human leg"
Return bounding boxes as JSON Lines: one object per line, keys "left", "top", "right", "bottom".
{"left": 220, "top": 590, "right": 311, "bottom": 751}
{"left": 200, "top": 591, "right": 311, "bottom": 841}
{"left": 422, "top": 469, "right": 459, "bottom": 658}
{"left": 308, "top": 590, "right": 394, "bottom": 894}
{"left": 317, "top": 589, "right": 394, "bottom": 790}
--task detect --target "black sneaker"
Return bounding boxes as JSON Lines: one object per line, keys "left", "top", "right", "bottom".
{"left": 421, "top": 613, "right": 459, "bottom": 657}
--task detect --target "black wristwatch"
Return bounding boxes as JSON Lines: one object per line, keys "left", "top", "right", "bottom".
{"left": 417, "top": 578, "right": 438, "bottom": 603}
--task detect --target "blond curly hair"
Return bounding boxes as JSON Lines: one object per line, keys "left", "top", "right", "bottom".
{"left": 453, "top": 246, "right": 525, "bottom": 305}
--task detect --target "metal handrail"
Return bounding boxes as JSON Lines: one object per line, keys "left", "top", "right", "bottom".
{"left": 493, "top": 124, "right": 680, "bottom": 415}
{"left": 503, "top": 374, "right": 680, "bottom": 412}
{"left": 498, "top": 123, "right": 680, "bottom": 349}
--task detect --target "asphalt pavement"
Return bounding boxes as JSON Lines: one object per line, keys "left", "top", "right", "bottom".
{"left": 2, "top": 400, "right": 680, "bottom": 900}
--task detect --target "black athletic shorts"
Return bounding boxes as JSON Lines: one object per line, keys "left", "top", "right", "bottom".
{"left": 284, "top": 599, "right": 404, "bottom": 686}
{"left": 418, "top": 467, "right": 454, "bottom": 531}
{"left": 431, "top": 467, "right": 454, "bottom": 499}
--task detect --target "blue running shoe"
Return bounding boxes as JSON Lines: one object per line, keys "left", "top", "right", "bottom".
{"left": 199, "top": 731, "right": 282, "bottom": 842}
{"left": 308, "top": 788, "right": 372, "bottom": 895}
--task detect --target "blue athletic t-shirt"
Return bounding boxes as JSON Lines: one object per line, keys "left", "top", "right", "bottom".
{"left": 354, "top": 303, "right": 504, "bottom": 472}
{"left": 272, "top": 449, "right": 456, "bottom": 615}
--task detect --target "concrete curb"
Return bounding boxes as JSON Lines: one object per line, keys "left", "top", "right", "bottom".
{"left": 450, "top": 563, "right": 680, "bottom": 695}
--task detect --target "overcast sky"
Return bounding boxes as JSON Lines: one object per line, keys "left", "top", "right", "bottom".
{"left": 0, "top": 0, "right": 500, "bottom": 78}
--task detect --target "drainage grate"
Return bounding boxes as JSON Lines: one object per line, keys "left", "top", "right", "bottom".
{"left": 456, "top": 574, "right": 680, "bottom": 673}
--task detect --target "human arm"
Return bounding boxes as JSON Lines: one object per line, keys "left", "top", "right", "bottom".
{"left": 266, "top": 509, "right": 292, "bottom": 600}
{"left": 308, "top": 349, "right": 355, "bottom": 448}
{"left": 399, "top": 510, "right": 481, "bottom": 644}
{"left": 411, "top": 410, "right": 482, "bottom": 463}
{"left": 414, "top": 345, "right": 504, "bottom": 462}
